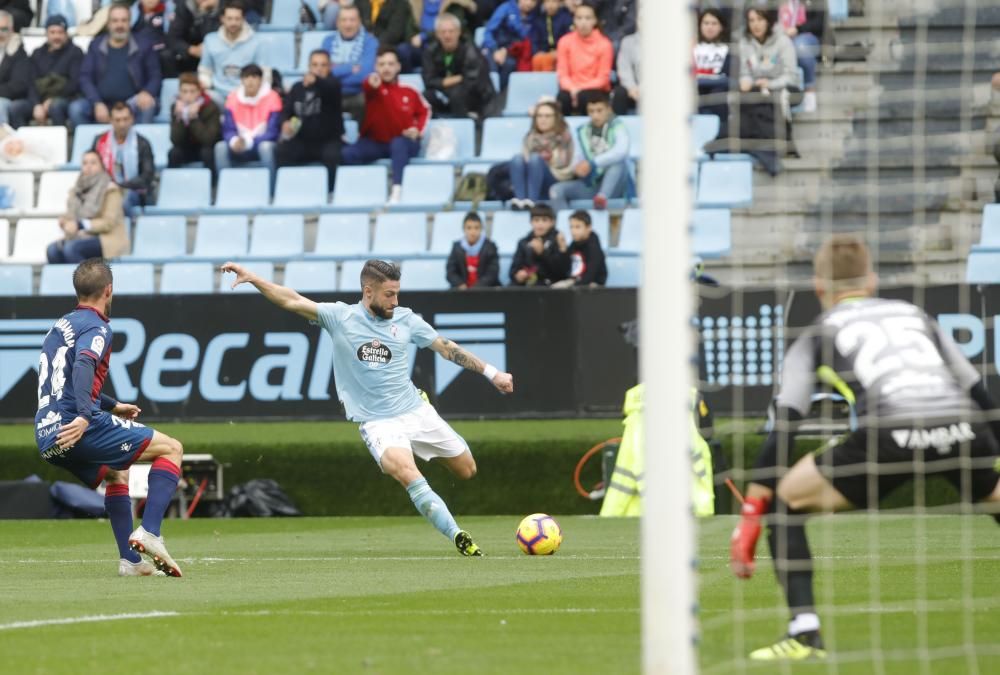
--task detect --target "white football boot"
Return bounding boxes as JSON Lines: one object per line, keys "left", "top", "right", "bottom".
{"left": 128, "top": 526, "right": 183, "bottom": 577}
{"left": 118, "top": 558, "right": 166, "bottom": 577}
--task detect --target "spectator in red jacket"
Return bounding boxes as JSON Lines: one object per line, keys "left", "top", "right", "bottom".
{"left": 556, "top": 1, "right": 613, "bottom": 116}
{"left": 340, "top": 46, "right": 430, "bottom": 204}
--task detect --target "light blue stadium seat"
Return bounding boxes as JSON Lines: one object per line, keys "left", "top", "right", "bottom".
{"left": 499, "top": 254, "right": 513, "bottom": 284}
{"left": 691, "top": 114, "right": 721, "bottom": 159}
{"left": 696, "top": 160, "right": 753, "bottom": 208}
{"left": 556, "top": 210, "right": 611, "bottom": 249}
{"left": 134, "top": 124, "right": 172, "bottom": 169}
{"left": 828, "top": 0, "right": 848, "bottom": 21}
{"left": 69, "top": 124, "right": 107, "bottom": 166}
{"left": 387, "top": 165, "right": 453, "bottom": 211}
{"left": 605, "top": 254, "right": 640, "bottom": 288}
{"left": 215, "top": 168, "right": 271, "bottom": 210}
{"left": 148, "top": 168, "right": 212, "bottom": 214}
{"left": 0, "top": 264, "right": 32, "bottom": 295}
{"left": 503, "top": 72, "right": 558, "bottom": 116}
{"left": 620, "top": 115, "right": 641, "bottom": 160}
{"left": 980, "top": 204, "right": 1000, "bottom": 247}
{"left": 344, "top": 118, "right": 359, "bottom": 144}
{"left": 691, "top": 208, "right": 732, "bottom": 258}
{"left": 112, "top": 263, "right": 155, "bottom": 295}
{"left": 220, "top": 261, "right": 274, "bottom": 292}
{"left": 617, "top": 208, "right": 641, "bottom": 253}
{"left": 430, "top": 211, "right": 469, "bottom": 254}
{"left": 490, "top": 211, "right": 530, "bottom": 255}
{"left": 966, "top": 250, "right": 1000, "bottom": 284}
{"left": 339, "top": 259, "right": 369, "bottom": 291}
{"left": 372, "top": 213, "right": 428, "bottom": 256}
{"left": 130, "top": 216, "right": 187, "bottom": 260}
{"left": 490, "top": 72, "right": 500, "bottom": 92}
{"left": 329, "top": 165, "right": 386, "bottom": 210}
{"left": 478, "top": 117, "right": 533, "bottom": 162}
{"left": 256, "top": 31, "right": 296, "bottom": 70}
{"left": 298, "top": 31, "right": 334, "bottom": 70}
{"left": 417, "top": 118, "right": 476, "bottom": 165}
{"left": 271, "top": 166, "right": 328, "bottom": 209}
{"left": 192, "top": 215, "right": 249, "bottom": 259}
{"left": 313, "top": 213, "right": 370, "bottom": 256}
{"left": 249, "top": 214, "right": 305, "bottom": 258}
{"left": 474, "top": 26, "right": 485, "bottom": 48}
{"left": 156, "top": 78, "right": 179, "bottom": 122}
{"left": 284, "top": 260, "right": 338, "bottom": 292}
{"left": 39, "top": 264, "right": 77, "bottom": 296}
{"left": 401, "top": 258, "right": 449, "bottom": 291}
{"left": 399, "top": 73, "right": 424, "bottom": 92}
{"left": 160, "top": 262, "right": 214, "bottom": 294}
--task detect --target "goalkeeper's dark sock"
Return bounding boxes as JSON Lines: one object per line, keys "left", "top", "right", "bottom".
{"left": 767, "top": 499, "right": 818, "bottom": 630}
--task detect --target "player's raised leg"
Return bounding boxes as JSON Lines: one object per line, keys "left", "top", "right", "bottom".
{"left": 128, "top": 431, "right": 185, "bottom": 577}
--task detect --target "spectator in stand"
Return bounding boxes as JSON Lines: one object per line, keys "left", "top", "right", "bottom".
{"left": 276, "top": 50, "right": 343, "bottom": 190}
{"left": 509, "top": 203, "right": 568, "bottom": 287}
{"left": 165, "top": 0, "right": 220, "bottom": 76}
{"left": 509, "top": 98, "right": 573, "bottom": 210}
{"left": 215, "top": 63, "right": 282, "bottom": 179}
{"left": 530, "top": 0, "right": 571, "bottom": 72}
{"left": 91, "top": 103, "right": 156, "bottom": 219}
{"left": 778, "top": 0, "right": 824, "bottom": 113}
{"left": 0, "top": 0, "right": 30, "bottom": 32}
{"left": 739, "top": 7, "right": 800, "bottom": 106}
{"left": 9, "top": 15, "right": 84, "bottom": 129}
{"left": 168, "top": 72, "right": 221, "bottom": 173}
{"left": 611, "top": 29, "right": 638, "bottom": 114}
{"left": 694, "top": 8, "right": 729, "bottom": 120}
{"left": 422, "top": 13, "right": 496, "bottom": 119}
{"left": 596, "top": 0, "right": 635, "bottom": 49}
{"left": 0, "top": 10, "right": 31, "bottom": 127}
{"left": 131, "top": 0, "right": 175, "bottom": 75}
{"left": 482, "top": 0, "right": 537, "bottom": 91}
{"left": 356, "top": 0, "right": 420, "bottom": 72}
{"left": 549, "top": 90, "right": 629, "bottom": 210}
{"left": 322, "top": 4, "right": 378, "bottom": 124}
{"left": 556, "top": 1, "right": 613, "bottom": 116}
{"left": 319, "top": 0, "right": 354, "bottom": 29}
{"left": 71, "top": 4, "right": 162, "bottom": 126}
{"left": 198, "top": 0, "right": 265, "bottom": 106}
{"left": 446, "top": 212, "right": 501, "bottom": 289}
{"left": 341, "top": 47, "right": 430, "bottom": 205}
{"left": 47, "top": 151, "right": 128, "bottom": 264}
{"left": 551, "top": 209, "right": 607, "bottom": 287}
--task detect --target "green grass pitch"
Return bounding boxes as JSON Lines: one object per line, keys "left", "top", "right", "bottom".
{"left": 1, "top": 515, "right": 997, "bottom": 673}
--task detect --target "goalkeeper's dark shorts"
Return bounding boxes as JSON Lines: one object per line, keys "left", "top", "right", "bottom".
{"left": 816, "top": 422, "right": 1000, "bottom": 509}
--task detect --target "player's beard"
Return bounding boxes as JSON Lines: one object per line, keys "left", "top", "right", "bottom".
{"left": 370, "top": 300, "right": 394, "bottom": 320}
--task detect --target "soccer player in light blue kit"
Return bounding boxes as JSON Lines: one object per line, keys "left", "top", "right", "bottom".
{"left": 221, "top": 259, "right": 514, "bottom": 555}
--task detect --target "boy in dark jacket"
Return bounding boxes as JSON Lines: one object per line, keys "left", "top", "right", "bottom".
{"left": 510, "top": 203, "right": 568, "bottom": 286}
{"left": 530, "top": 0, "right": 571, "bottom": 71}
{"left": 557, "top": 209, "right": 607, "bottom": 286}
{"left": 447, "top": 212, "right": 501, "bottom": 289}
{"left": 168, "top": 72, "right": 221, "bottom": 173}
{"left": 8, "top": 14, "right": 82, "bottom": 128}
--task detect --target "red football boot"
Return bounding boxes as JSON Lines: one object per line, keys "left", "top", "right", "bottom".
{"left": 730, "top": 496, "right": 769, "bottom": 579}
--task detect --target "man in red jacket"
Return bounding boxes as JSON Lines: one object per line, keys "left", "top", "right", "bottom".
{"left": 340, "top": 45, "right": 430, "bottom": 204}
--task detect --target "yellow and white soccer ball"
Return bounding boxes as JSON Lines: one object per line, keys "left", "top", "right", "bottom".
{"left": 516, "top": 513, "right": 563, "bottom": 555}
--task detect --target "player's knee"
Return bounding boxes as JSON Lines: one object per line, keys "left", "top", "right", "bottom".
{"left": 105, "top": 469, "right": 129, "bottom": 485}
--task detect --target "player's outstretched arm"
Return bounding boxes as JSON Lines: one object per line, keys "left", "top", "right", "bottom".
{"left": 429, "top": 337, "right": 514, "bottom": 394}
{"left": 220, "top": 262, "right": 318, "bottom": 321}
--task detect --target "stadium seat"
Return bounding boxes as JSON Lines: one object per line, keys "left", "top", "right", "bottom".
{"left": 147, "top": 168, "right": 212, "bottom": 214}
{"left": 979, "top": 204, "right": 1000, "bottom": 247}
{"left": 271, "top": 166, "right": 328, "bottom": 210}
{"left": 605, "top": 254, "right": 640, "bottom": 288}
{"left": 617, "top": 208, "right": 641, "bottom": 253}
{"left": 430, "top": 211, "right": 468, "bottom": 255}
{"left": 284, "top": 260, "right": 338, "bottom": 292}
{"left": 16, "top": 126, "right": 68, "bottom": 167}
{"left": 478, "top": 117, "right": 533, "bottom": 162}
{"left": 966, "top": 250, "right": 1000, "bottom": 284}
{"left": 499, "top": 254, "right": 513, "bottom": 284}
{"left": 156, "top": 78, "right": 180, "bottom": 122}
{"left": 399, "top": 73, "right": 424, "bottom": 92}
{"left": 8, "top": 218, "right": 62, "bottom": 263}
{"left": 134, "top": 124, "right": 172, "bottom": 169}
{"left": 297, "top": 31, "right": 334, "bottom": 71}
{"left": 400, "top": 258, "right": 449, "bottom": 291}
{"left": 696, "top": 160, "right": 753, "bottom": 208}
{"left": 339, "top": 259, "right": 369, "bottom": 291}
{"left": 265, "top": 0, "right": 318, "bottom": 29}
{"left": 21, "top": 34, "right": 44, "bottom": 55}
{"left": 691, "top": 209, "right": 732, "bottom": 258}
{"left": 130, "top": 216, "right": 188, "bottom": 260}
{"left": 160, "top": 261, "right": 214, "bottom": 294}
{"left": 621, "top": 115, "right": 641, "bottom": 160}
{"left": 39, "top": 264, "right": 77, "bottom": 296}
{"left": 556, "top": 210, "right": 611, "bottom": 249}
{"left": 111, "top": 263, "right": 155, "bottom": 295}
{"left": 372, "top": 213, "right": 428, "bottom": 256}
{"left": 344, "top": 118, "right": 359, "bottom": 144}
{"left": 828, "top": 0, "right": 848, "bottom": 21}
{"left": 256, "top": 31, "right": 296, "bottom": 70}
{"left": 386, "top": 165, "right": 453, "bottom": 211}
{"left": 249, "top": 214, "right": 305, "bottom": 258}
{"left": 220, "top": 261, "right": 274, "bottom": 293}
{"left": 69, "top": 124, "right": 106, "bottom": 166}
{"left": 191, "top": 215, "right": 249, "bottom": 259}
{"left": 474, "top": 26, "right": 485, "bottom": 47}
{"left": 489, "top": 211, "right": 530, "bottom": 255}
{"left": 502, "top": 72, "right": 558, "bottom": 116}
{"left": 691, "top": 114, "right": 721, "bottom": 159}
{"left": 215, "top": 168, "right": 271, "bottom": 210}
{"left": 0, "top": 172, "right": 35, "bottom": 213}
{"left": 417, "top": 118, "right": 476, "bottom": 165}
{"left": 0, "top": 264, "right": 31, "bottom": 295}
{"left": 313, "top": 213, "right": 370, "bottom": 257}
{"left": 329, "top": 165, "right": 387, "bottom": 210}
{"left": 33, "top": 171, "right": 78, "bottom": 214}
{"left": 0, "top": 217, "right": 7, "bottom": 258}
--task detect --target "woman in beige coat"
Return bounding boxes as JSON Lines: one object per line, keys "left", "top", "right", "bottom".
{"left": 47, "top": 150, "right": 129, "bottom": 263}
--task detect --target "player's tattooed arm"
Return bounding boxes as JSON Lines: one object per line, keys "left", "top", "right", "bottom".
{"left": 433, "top": 337, "right": 484, "bottom": 372}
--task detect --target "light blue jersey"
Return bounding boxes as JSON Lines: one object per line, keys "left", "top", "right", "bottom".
{"left": 317, "top": 302, "right": 439, "bottom": 422}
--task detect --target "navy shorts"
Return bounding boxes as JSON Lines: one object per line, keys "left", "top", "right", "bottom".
{"left": 38, "top": 411, "right": 154, "bottom": 488}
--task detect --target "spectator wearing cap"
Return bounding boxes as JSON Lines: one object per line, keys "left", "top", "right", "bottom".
{"left": 9, "top": 15, "right": 84, "bottom": 129}
{"left": 198, "top": 0, "right": 266, "bottom": 106}
{"left": 215, "top": 63, "right": 282, "bottom": 179}
{"left": 0, "top": 9, "right": 31, "bottom": 127}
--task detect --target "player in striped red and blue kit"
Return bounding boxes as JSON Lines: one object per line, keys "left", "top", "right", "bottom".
{"left": 35, "top": 259, "right": 186, "bottom": 577}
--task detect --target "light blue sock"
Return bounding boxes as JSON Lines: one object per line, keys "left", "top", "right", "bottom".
{"left": 406, "top": 478, "right": 461, "bottom": 541}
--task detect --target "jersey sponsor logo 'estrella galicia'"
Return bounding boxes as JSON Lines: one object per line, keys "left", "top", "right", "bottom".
{"left": 357, "top": 339, "right": 392, "bottom": 368}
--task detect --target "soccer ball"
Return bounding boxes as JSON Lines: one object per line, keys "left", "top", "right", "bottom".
{"left": 516, "top": 513, "right": 563, "bottom": 555}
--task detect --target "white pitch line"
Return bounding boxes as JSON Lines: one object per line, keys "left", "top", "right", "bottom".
{"left": 0, "top": 611, "right": 179, "bottom": 632}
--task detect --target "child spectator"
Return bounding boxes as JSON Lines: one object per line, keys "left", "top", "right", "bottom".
{"left": 446, "top": 212, "right": 501, "bottom": 288}
{"left": 215, "top": 63, "right": 282, "bottom": 179}
{"left": 556, "top": 1, "right": 613, "bottom": 116}
{"left": 552, "top": 209, "right": 607, "bottom": 287}
{"left": 531, "top": 0, "right": 571, "bottom": 72}
{"left": 482, "top": 0, "right": 537, "bottom": 90}
{"left": 549, "top": 90, "right": 629, "bottom": 210}
{"left": 694, "top": 9, "right": 730, "bottom": 121}
{"left": 778, "top": 0, "right": 824, "bottom": 113}
{"left": 509, "top": 98, "right": 573, "bottom": 210}
{"left": 168, "top": 72, "right": 222, "bottom": 174}
{"left": 509, "top": 203, "right": 569, "bottom": 286}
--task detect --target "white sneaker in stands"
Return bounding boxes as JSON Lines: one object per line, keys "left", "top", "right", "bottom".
{"left": 388, "top": 184, "right": 402, "bottom": 205}
{"left": 802, "top": 91, "right": 817, "bottom": 113}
